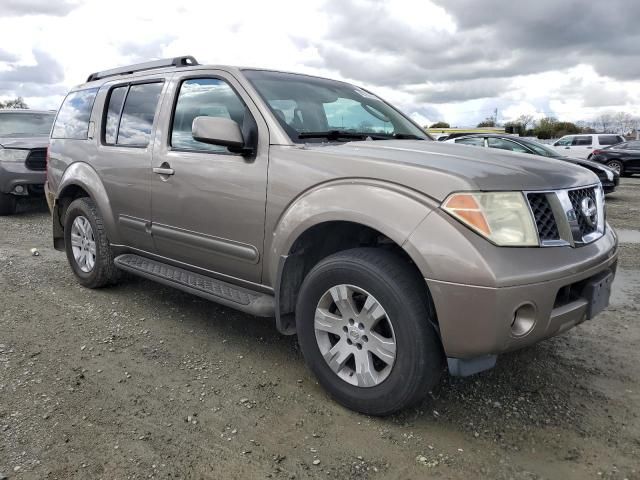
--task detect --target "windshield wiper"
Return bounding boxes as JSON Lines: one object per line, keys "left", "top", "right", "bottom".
{"left": 297, "top": 130, "right": 371, "bottom": 141}
{"left": 297, "top": 130, "right": 426, "bottom": 141}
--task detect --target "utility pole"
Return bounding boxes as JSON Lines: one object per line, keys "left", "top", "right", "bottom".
{"left": 494, "top": 108, "right": 498, "bottom": 125}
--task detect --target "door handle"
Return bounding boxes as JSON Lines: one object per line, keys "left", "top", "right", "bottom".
{"left": 564, "top": 146, "right": 570, "bottom": 149}
{"left": 153, "top": 163, "right": 174, "bottom": 176}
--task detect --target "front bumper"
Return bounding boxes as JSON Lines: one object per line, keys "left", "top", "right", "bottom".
{"left": 426, "top": 227, "right": 618, "bottom": 360}
{"left": 0, "top": 161, "right": 45, "bottom": 195}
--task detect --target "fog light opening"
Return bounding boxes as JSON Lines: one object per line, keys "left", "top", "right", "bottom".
{"left": 511, "top": 303, "right": 536, "bottom": 337}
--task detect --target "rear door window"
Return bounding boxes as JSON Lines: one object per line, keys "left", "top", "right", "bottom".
{"left": 572, "top": 136, "right": 592, "bottom": 146}
{"left": 104, "top": 82, "right": 163, "bottom": 147}
{"left": 598, "top": 135, "right": 623, "bottom": 146}
{"left": 52, "top": 88, "right": 99, "bottom": 139}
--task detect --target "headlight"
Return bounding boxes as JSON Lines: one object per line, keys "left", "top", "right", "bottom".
{"left": 442, "top": 191, "right": 538, "bottom": 246}
{"left": 0, "top": 148, "right": 29, "bottom": 162}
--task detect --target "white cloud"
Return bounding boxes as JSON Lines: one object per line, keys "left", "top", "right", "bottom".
{"left": 0, "top": 0, "right": 637, "bottom": 126}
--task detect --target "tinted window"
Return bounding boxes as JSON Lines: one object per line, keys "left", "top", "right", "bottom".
{"left": 171, "top": 78, "right": 248, "bottom": 153}
{"left": 598, "top": 135, "right": 622, "bottom": 146}
{"left": 115, "top": 83, "right": 163, "bottom": 146}
{"left": 104, "top": 86, "right": 127, "bottom": 144}
{"left": 455, "top": 137, "right": 485, "bottom": 146}
{"left": 0, "top": 112, "right": 55, "bottom": 137}
{"left": 572, "top": 136, "right": 592, "bottom": 146}
{"left": 487, "top": 137, "right": 530, "bottom": 153}
{"left": 52, "top": 88, "right": 99, "bottom": 139}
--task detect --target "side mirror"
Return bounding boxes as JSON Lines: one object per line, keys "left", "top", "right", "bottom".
{"left": 192, "top": 116, "right": 245, "bottom": 151}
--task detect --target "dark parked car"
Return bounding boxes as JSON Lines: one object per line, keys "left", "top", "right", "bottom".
{"left": 0, "top": 109, "right": 56, "bottom": 215}
{"left": 588, "top": 140, "right": 640, "bottom": 177}
{"left": 445, "top": 134, "right": 619, "bottom": 193}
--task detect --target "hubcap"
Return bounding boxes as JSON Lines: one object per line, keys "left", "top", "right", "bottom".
{"left": 608, "top": 161, "right": 622, "bottom": 174}
{"left": 70, "top": 216, "right": 96, "bottom": 273}
{"left": 314, "top": 284, "right": 396, "bottom": 388}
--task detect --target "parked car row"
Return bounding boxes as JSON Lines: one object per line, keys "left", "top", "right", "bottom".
{"left": 35, "top": 56, "right": 619, "bottom": 415}
{"left": 444, "top": 134, "right": 620, "bottom": 193}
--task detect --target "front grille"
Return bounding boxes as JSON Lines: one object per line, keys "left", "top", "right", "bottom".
{"left": 25, "top": 148, "right": 46, "bottom": 171}
{"left": 567, "top": 187, "right": 598, "bottom": 237}
{"left": 527, "top": 193, "right": 559, "bottom": 241}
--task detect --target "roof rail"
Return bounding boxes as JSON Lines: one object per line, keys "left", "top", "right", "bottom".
{"left": 86, "top": 55, "right": 199, "bottom": 82}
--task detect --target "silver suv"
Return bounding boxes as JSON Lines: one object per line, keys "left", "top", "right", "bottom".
{"left": 46, "top": 57, "right": 618, "bottom": 415}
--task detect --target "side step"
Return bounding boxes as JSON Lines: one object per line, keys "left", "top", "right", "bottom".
{"left": 114, "top": 254, "right": 275, "bottom": 317}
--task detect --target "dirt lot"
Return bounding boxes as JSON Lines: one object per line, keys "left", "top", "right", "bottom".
{"left": 1, "top": 179, "right": 639, "bottom": 480}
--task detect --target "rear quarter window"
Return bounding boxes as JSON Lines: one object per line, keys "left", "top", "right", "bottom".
{"left": 598, "top": 135, "right": 623, "bottom": 146}
{"left": 51, "top": 88, "right": 99, "bottom": 139}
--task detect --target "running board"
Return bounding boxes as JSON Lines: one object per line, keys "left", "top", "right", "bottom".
{"left": 114, "top": 254, "right": 275, "bottom": 317}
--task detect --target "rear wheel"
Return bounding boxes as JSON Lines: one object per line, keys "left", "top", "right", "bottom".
{"left": 64, "top": 197, "right": 121, "bottom": 288}
{"left": 0, "top": 193, "right": 17, "bottom": 216}
{"left": 296, "top": 248, "right": 443, "bottom": 416}
{"left": 606, "top": 160, "right": 624, "bottom": 176}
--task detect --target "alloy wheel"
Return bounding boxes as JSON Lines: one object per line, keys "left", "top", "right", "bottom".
{"left": 70, "top": 215, "right": 96, "bottom": 273}
{"left": 314, "top": 284, "right": 396, "bottom": 387}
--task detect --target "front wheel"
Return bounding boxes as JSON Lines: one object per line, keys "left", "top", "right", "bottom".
{"left": 296, "top": 248, "right": 443, "bottom": 416}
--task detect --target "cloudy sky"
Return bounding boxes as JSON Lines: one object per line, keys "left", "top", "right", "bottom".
{"left": 1, "top": 0, "right": 639, "bottom": 127}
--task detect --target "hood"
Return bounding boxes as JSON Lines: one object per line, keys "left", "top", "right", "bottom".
{"left": 0, "top": 135, "right": 49, "bottom": 149}
{"left": 558, "top": 155, "right": 616, "bottom": 178}
{"left": 306, "top": 140, "right": 598, "bottom": 194}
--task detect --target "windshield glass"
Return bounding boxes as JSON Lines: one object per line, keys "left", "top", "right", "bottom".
{"left": 243, "top": 70, "right": 428, "bottom": 142}
{"left": 0, "top": 112, "right": 55, "bottom": 137}
{"left": 516, "top": 138, "right": 560, "bottom": 158}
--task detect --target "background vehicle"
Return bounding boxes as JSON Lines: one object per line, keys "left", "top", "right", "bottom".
{"left": 47, "top": 57, "right": 618, "bottom": 415}
{"left": 0, "top": 109, "right": 55, "bottom": 215}
{"left": 550, "top": 134, "right": 625, "bottom": 159}
{"left": 444, "top": 134, "right": 619, "bottom": 193}
{"left": 588, "top": 140, "right": 640, "bottom": 177}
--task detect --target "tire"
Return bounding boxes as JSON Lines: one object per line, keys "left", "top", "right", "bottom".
{"left": 606, "top": 160, "right": 624, "bottom": 176}
{"left": 0, "top": 192, "right": 17, "bottom": 216}
{"left": 64, "top": 197, "right": 121, "bottom": 288}
{"left": 296, "top": 248, "right": 444, "bottom": 416}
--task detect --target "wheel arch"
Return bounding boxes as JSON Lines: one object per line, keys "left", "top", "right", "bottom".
{"left": 269, "top": 181, "right": 439, "bottom": 334}
{"left": 52, "top": 162, "right": 118, "bottom": 250}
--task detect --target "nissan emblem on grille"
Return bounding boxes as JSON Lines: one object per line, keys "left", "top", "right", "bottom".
{"left": 580, "top": 197, "right": 597, "bottom": 227}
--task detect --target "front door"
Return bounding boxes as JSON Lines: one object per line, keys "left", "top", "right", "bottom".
{"left": 150, "top": 71, "right": 269, "bottom": 284}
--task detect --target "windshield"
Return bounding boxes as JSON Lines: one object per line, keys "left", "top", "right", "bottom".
{"left": 0, "top": 112, "right": 55, "bottom": 137}
{"left": 516, "top": 138, "right": 560, "bottom": 158}
{"left": 243, "top": 70, "right": 429, "bottom": 143}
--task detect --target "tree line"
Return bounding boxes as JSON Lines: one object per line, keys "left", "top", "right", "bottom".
{"left": 0, "top": 97, "right": 28, "bottom": 109}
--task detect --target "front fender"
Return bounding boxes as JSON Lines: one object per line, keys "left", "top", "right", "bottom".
{"left": 56, "top": 162, "right": 120, "bottom": 244}
{"left": 267, "top": 179, "right": 438, "bottom": 286}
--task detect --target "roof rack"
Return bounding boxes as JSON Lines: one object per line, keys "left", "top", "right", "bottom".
{"left": 86, "top": 55, "right": 199, "bottom": 82}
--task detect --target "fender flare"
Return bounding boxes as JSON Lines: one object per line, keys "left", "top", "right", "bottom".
{"left": 55, "top": 162, "right": 120, "bottom": 244}
{"left": 267, "top": 179, "right": 438, "bottom": 333}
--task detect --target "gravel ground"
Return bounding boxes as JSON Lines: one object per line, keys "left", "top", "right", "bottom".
{"left": 1, "top": 179, "right": 639, "bottom": 480}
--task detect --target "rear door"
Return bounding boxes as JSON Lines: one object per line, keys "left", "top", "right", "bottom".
{"left": 150, "top": 70, "right": 269, "bottom": 284}
{"left": 94, "top": 78, "right": 166, "bottom": 251}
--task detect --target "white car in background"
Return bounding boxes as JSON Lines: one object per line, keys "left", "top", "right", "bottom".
{"left": 551, "top": 134, "right": 625, "bottom": 159}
